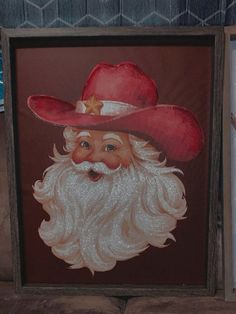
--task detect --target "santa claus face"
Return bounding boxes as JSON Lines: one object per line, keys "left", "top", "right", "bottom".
{"left": 71, "top": 130, "right": 134, "bottom": 181}
{"left": 33, "top": 126, "right": 187, "bottom": 273}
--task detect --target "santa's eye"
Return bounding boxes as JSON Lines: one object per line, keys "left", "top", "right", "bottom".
{"left": 80, "top": 141, "right": 90, "bottom": 149}
{"left": 105, "top": 144, "right": 116, "bottom": 152}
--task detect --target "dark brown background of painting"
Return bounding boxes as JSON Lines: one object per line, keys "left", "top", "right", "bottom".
{"left": 15, "top": 43, "right": 212, "bottom": 285}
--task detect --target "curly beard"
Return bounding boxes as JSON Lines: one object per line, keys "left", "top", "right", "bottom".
{"left": 33, "top": 127, "right": 187, "bottom": 273}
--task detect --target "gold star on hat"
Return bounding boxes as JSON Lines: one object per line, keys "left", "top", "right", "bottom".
{"left": 84, "top": 96, "right": 103, "bottom": 115}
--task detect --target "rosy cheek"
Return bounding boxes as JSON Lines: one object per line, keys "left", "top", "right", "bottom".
{"left": 102, "top": 156, "right": 120, "bottom": 170}
{"left": 103, "top": 154, "right": 131, "bottom": 169}
{"left": 71, "top": 149, "right": 87, "bottom": 164}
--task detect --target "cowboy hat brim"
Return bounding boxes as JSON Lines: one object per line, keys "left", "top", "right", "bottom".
{"left": 28, "top": 95, "right": 204, "bottom": 162}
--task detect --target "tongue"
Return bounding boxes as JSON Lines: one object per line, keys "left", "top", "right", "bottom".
{"left": 88, "top": 170, "right": 103, "bottom": 182}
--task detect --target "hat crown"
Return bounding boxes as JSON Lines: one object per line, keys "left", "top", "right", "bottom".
{"left": 27, "top": 62, "right": 204, "bottom": 162}
{"left": 81, "top": 62, "right": 158, "bottom": 108}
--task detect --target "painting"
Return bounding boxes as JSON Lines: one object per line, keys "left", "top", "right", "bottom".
{"left": 27, "top": 60, "right": 204, "bottom": 273}
{"left": 2, "top": 27, "right": 223, "bottom": 295}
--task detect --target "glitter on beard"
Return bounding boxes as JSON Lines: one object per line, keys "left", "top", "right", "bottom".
{"left": 33, "top": 127, "right": 187, "bottom": 273}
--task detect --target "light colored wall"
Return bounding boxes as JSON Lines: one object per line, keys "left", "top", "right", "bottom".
{"left": 0, "top": 0, "right": 231, "bottom": 28}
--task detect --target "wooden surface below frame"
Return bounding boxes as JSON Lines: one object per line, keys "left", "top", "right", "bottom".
{"left": 1, "top": 26, "right": 224, "bottom": 296}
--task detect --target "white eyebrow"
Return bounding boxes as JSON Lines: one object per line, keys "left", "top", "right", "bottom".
{"left": 103, "top": 133, "right": 123, "bottom": 144}
{"left": 76, "top": 131, "right": 91, "bottom": 138}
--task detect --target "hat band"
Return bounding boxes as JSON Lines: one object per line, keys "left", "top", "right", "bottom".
{"left": 76, "top": 100, "right": 137, "bottom": 116}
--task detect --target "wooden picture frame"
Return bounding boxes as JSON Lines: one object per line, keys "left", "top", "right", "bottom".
{"left": 0, "top": 30, "right": 3, "bottom": 112}
{"left": 0, "top": 50, "right": 3, "bottom": 109}
{"left": 223, "top": 26, "right": 236, "bottom": 301}
{"left": 2, "top": 27, "right": 223, "bottom": 296}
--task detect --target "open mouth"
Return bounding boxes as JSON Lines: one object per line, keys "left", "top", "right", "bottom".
{"left": 87, "top": 170, "right": 103, "bottom": 182}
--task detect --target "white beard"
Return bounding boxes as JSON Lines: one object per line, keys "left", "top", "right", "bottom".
{"left": 33, "top": 127, "right": 187, "bottom": 273}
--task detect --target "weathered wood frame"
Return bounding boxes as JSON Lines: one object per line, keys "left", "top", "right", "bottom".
{"left": 223, "top": 26, "right": 236, "bottom": 301}
{"left": 0, "top": 29, "right": 4, "bottom": 109}
{"left": 2, "top": 27, "right": 223, "bottom": 296}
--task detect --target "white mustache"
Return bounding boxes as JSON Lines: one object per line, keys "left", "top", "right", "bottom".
{"left": 71, "top": 160, "right": 121, "bottom": 175}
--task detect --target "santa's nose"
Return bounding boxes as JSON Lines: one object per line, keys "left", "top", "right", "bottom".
{"left": 72, "top": 148, "right": 109, "bottom": 165}
{"left": 85, "top": 150, "right": 106, "bottom": 163}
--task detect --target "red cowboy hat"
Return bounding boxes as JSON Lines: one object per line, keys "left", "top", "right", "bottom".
{"left": 28, "top": 62, "right": 204, "bottom": 162}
